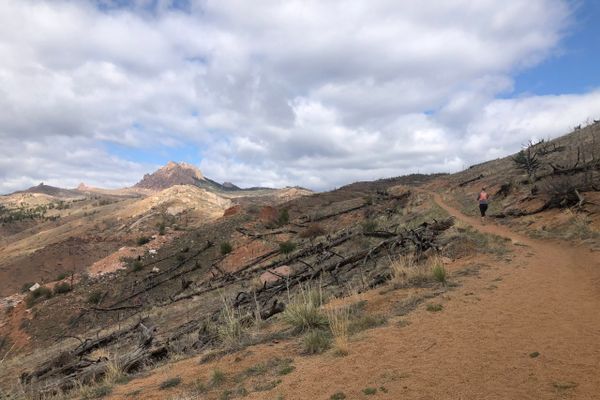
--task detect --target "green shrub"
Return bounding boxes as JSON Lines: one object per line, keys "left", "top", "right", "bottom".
{"left": 362, "top": 387, "right": 377, "bottom": 395}
{"left": 362, "top": 220, "right": 377, "bottom": 233}
{"left": 348, "top": 314, "right": 388, "bottom": 334}
{"left": 330, "top": 392, "right": 347, "bottom": 400}
{"left": 192, "top": 378, "right": 208, "bottom": 393}
{"left": 277, "top": 209, "right": 289, "bottom": 226}
{"left": 279, "top": 241, "right": 296, "bottom": 254}
{"left": 302, "top": 330, "right": 331, "bottom": 354}
{"left": 431, "top": 262, "right": 447, "bottom": 284}
{"left": 87, "top": 291, "right": 103, "bottom": 305}
{"left": 158, "top": 222, "right": 166, "bottom": 235}
{"left": 426, "top": 303, "right": 443, "bottom": 312}
{"left": 220, "top": 242, "right": 233, "bottom": 255}
{"left": 245, "top": 362, "right": 268, "bottom": 376}
{"left": 53, "top": 282, "right": 72, "bottom": 295}
{"left": 211, "top": 369, "right": 226, "bottom": 386}
{"left": 136, "top": 236, "right": 151, "bottom": 246}
{"left": 56, "top": 273, "right": 68, "bottom": 280}
{"left": 25, "top": 286, "right": 53, "bottom": 307}
{"left": 278, "top": 365, "right": 295, "bottom": 376}
{"left": 159, "top": 376, "right": 181, "bottom": 390}
{"left": 131, "top": 260, "right": 143, "bottom": 272}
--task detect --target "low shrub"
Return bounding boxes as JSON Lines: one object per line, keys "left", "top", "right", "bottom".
{"left": 426, "top": 303, "right": 443, "bottom": 312}
{"left": 25, "top": 286, "right": 53, "bottom": 308}
{"left": 20, "top": 282, "right": 34, "bottom": 293}
{"left": 431, "top": 263, "right": 447, "bottom": 284}
{"left": 87, "top": 291, "right": 103, "bottom": 305}
{"left": 211, "top": 369, "right": 226, "bottom": 386}
{"left": 348, "top": 314, "right": 388, "bottom": 334}
{"left": 282, "top": 285, "right": 327, "bottom": 332}
{"left": 277, "top": 209, "right": 289, "bottom": 226}
{"left": 53, "top": 282, "right": 72, "bottom": 295}
{"left": 220, "top": 242, "right": 233, "bottom": 255}
{"left": 159, "top": 376, "right": 181, "bottom": 390}
{"left": 362, "top": 220, "right": 377, "bottom": 233}
{"left": 279, "top": 241, "right": 296, "bottom": 254}
{"left": 302, "top": 330, "right": 331, "bottom": 354}
{"left": 131, "top": 260, "right": 143, "bottom": 272}
{"left": 136, "top": 236, "right": 151, "bottom": 246}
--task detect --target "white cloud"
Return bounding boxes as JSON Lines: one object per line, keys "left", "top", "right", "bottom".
{"left": 0, "top": 0, "right": 598, "bottom": 194}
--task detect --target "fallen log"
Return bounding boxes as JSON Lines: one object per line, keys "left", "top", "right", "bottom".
{"left": 459, "top": 174, "right": 484, "bottom": 187}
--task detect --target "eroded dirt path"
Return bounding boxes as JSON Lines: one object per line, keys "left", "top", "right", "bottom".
{"left": 109, "top": 193, "right": 600, "bottom": 400}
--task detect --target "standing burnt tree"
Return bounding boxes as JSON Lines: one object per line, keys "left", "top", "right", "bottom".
{"left": 512, "top": 140, "right": 542, "bottom": 183}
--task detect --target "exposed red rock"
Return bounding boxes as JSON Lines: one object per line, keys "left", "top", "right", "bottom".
{"left": 134, "top": 161, "right": 206, "bottom": 191}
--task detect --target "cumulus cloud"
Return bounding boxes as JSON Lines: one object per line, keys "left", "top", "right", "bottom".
{"left": 0, "top": 0, "right": 598, "bottom": 193}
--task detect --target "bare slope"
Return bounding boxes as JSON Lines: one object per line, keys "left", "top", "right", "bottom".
{"left": 100, "top": 192, "right": 600, "bottom": 400}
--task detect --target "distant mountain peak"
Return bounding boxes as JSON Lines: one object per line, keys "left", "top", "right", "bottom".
{"left": 77, "top": 182, "right": 91, "bottom": 191}
{"left": 14, "top": 183, "right": 81, "bottom": 198}
{"left": 222, "top": 181, "right": 240, "bottom": 190}
{"left": 134, "top": 161, "right": 206, "bottom": 190}
{"left": 162, "top": 161, "right": 204, "bottom": 179}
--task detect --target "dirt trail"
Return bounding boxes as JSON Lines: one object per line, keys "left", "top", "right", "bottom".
{"left": 109, "top": 193, "right": 600, "bottom": 400}
{"left": 269, "top": 193, "right": 600, "bottom": 399}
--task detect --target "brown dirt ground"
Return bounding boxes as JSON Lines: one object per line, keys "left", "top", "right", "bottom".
{"left": 0, "top": 301, "right": 32, "bottom": 351}
{"left": 104, "top": 192, "right": 600, "bottom": 400}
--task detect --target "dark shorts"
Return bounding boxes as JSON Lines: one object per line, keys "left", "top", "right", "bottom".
{"left": 479, "top": 203, "right": 488, "bottom": 217}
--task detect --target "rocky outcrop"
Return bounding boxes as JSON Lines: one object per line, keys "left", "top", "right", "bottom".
{"left": 134, "top": 161, "right": 207, "bottom": 191}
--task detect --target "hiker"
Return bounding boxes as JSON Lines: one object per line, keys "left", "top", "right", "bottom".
{"left": 477, "top": 187, "right": 489, "bottom": 220}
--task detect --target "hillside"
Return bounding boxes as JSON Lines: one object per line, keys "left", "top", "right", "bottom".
{"left": 431, "top": 121, "right": 600, "bottom": 247}
{"left": 0, "top": 127, "right": 599, "bottom": 400}
{"left": 0, "top": 163, "right": 311, "bottom": 297}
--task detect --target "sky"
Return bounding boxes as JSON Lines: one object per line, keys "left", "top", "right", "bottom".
{"left": 0, "top": 0, "right": 599, "bottom": 194}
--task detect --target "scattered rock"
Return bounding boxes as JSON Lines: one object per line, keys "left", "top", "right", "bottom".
{"left": 29, "top": 283, "right": 41, "bottom": 292}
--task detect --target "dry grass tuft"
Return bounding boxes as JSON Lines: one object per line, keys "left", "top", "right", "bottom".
{"left": 282, "top": 284, "right": 327, "bottom": 332}
{"left": 218, "top": 298, "right": 244, "bottom": 348}
{"left": 302, "top": 330, "right": 331, "bottom": 354}
{"left": 103, "top": 357, "right": 127, "bottom": 385}
{"left": 429, "top": 256, "right": 447, "bottom": 284}
{"left": 325, "top": 303, "right": 350, "bottom": 356}
{"left": 389, "top": 255, "right": 430, "bottom": 287}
